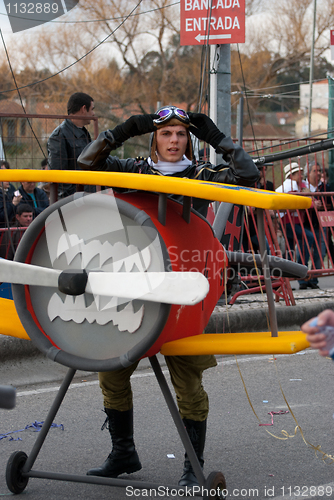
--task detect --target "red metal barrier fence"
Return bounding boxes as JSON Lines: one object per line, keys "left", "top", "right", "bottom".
{"left": 0, "top": 227, "right": 26, "bottom": 260}
{"left": 234, "top": 137, "right": 334, "bottom": 302}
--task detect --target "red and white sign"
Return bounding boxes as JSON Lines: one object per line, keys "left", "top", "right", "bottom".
{"left": 180, "top": 0, "right": 245, "bottom": 46}
{"left": 331, "top": 29, "right": 334, "bottom": 61}
{"left": 319, "top": 211, "right": 334, "bottom": 228}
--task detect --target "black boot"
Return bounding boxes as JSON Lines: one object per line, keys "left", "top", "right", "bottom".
{"left": 178, "top": 418, "right": 206, "bottom": 488}
{"left": 87, "top": 408, "right": 142, "bottom": 477}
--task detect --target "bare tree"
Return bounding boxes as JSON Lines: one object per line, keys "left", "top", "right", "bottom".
{"left": 72, "top": 0, "right": 182, "bottom": 110}
{"left": 242, "top": 0, "right": 334, "bottom": 87}
{"left": 2, "top": 0, "right": 334, "bottom": 120}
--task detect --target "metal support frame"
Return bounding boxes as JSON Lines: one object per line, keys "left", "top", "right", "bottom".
{"left": 212, "top": 202, "right": 233, "bottom": 241}
{"left": 158, "top": 193, "right": 167, "bottom": 226}
{"left": 49, "top": 183, "right": 58, "bottom": 205}
{"left": 149, "top": 355, "right": 206, "bottom": 487}
{"left": 182, "top": 196, "right": 192, "bottom": 224}
{"left": 15, "top": 359, "right": 210, "bottom": 497}
{"left": 256, "top": 208, "right": 278, "bottom": 337}
{"left": 22, "top": 367, "right": 76, "bottom": 474}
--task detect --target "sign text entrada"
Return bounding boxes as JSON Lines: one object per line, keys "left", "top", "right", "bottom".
{"left": 180, "top": 0, "right": 245, "bottom": 46}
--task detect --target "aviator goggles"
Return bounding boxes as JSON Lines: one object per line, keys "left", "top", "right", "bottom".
{"left": 154, "top": 106, "right": 190, "bottom": 125}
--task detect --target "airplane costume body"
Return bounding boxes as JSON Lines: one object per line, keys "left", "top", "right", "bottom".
{"left": 77, "top": 107, "right": 259, "bottom": 486}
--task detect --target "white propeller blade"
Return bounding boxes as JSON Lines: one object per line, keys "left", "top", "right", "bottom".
{"left": 86, "top": 271, "right": 209, "bottom": 305}
{"left": 0, "top": 259, "right": 209, "bottom": 305}
{"left": 0, "top": 259, "right": 59, "bottom": 287}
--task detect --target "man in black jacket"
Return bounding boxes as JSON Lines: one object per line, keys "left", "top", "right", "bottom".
{"left": 6, "top": 204, "right": 33, "bottom": 260}
{"left": 77, "top": 107, "right": 259, "bottom": 488}
{"left": 18, "top": 181, "right": 49, "bottom": 217}
{"left": 47, "top": 92, "right": 95, "bottom": 198}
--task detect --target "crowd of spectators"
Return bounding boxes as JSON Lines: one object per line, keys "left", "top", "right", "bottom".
{"left": 240, "top": 159, "right": 334, "bottom": 291}
{"left": 0, "top": 159, "right": 49, "bottom": 260}
{"left": 271, "top": 161, "right": 333, "bottom": 290}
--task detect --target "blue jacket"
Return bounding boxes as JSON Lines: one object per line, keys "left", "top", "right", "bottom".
{"left": 18, "top": 186, "right": 49, "bottom": 217}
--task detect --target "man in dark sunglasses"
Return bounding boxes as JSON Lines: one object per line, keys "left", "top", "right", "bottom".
{"left": 78, "top": 107, "right": 259, "bottom": 488}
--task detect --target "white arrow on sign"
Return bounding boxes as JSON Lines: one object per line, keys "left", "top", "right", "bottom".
{"left": 195, "top": 34, "right": 232, "bottom": 42}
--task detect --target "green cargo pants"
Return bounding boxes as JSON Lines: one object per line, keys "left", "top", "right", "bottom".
{"left": 99, "top": 355, "right": 217, "bottom": 422}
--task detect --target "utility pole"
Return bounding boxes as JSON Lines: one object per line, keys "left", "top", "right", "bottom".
{"left": 210, "top": 44, "right": 231, "bottom": 165}
{"left": 308, "top": 0, "right": 317, "bottom": 135}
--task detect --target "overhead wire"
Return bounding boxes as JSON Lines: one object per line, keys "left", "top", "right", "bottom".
{"left": 0, "top": 0, "right": 144, "bottom": 96}
{"left": 233, "top": 89, "right": 301, "bottom": 98}
{"left": 0, "top": 1, "right": 145, "bottom": 245}
{"left": 193, "top": 1, "right": 214, "bottom": 160}
{"left": 236, "top": 43, "right": 260, "bottom": 155}
{"left": 0, "top": 1, "right": 179, "bottom": 24}
{"left": 196, "top": 1, "right": 214, "bottom": 113}
{"left": 0, "top": 29, "right": 46, "bottom": 158}
{"left": 0, "top": 0, "right": 144, "bottom": 185}
{"left": 233, "top": 46, "right": 334, "bottom": 152}
{"left": 1, "top": 1, "right": 332, "bottom": 147}
{"left": 247, "top": 127, "right": 334, "bottom": 155}
{"left": 235, "top": 77, "right": 333, "bottom": 94}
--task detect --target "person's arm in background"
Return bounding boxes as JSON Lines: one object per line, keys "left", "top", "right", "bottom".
{"left": 0, "top": 190, "right": 21, "bottom": 226}
{"left": 301, "top": 309, "right": 334, "bottom": 357}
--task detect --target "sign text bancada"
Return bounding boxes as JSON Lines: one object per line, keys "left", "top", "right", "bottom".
{"left": 180, "top": 0, "right": 245, "bottom": 46}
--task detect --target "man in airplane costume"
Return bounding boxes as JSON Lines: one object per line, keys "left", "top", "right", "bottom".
{"left": 78, "top": 106, "right": 259, "bottom": 487}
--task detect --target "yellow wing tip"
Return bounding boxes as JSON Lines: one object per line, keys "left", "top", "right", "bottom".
{"left": 160, "top": 332, "right": 310, "bottom": 356}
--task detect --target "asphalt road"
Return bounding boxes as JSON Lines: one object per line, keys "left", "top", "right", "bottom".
{"left": 0, "top": 349, "right": 333, "bottom": 500}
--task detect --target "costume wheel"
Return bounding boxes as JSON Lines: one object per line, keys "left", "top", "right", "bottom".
{"left": 204, "top": 471, "right": 227, "bottom": 499}
{"left": 6, "top": 451, "right": 29, "bottom": 494}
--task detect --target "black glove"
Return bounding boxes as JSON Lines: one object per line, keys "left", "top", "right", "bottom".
{"left": 188, "top": 112, "right": 225, "bottom": 149}
{"left": 111, "top": 114, "right": 158, "bottom": 144}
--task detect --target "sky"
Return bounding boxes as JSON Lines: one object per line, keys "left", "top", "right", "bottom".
{"left": 0, "top": 1, "right": 332, "bottom": 78}
{"left": 0, "top": 0, "right": 79, "bottom": 39}
{"left": 0, "top": 0, "right": 13, "bottom": 34}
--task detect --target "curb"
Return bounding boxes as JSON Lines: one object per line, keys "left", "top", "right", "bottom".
{"left": 0, "top": 300, "right": 332, "bottom": 387}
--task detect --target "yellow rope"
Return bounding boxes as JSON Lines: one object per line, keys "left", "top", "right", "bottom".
{"left": 234, "top": 355, "right": 334, "bottom": 464}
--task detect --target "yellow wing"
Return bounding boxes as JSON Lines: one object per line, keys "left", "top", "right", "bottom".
{"left": 0, "top": 297, "right": 29, "bottom": 339}
{"left": 160, "top": 332, "right": 310, "bottom": 356}
{"left": 0, "top": 169, "right": 311, "bottom": 210}
{"left": 0, "top": 169, "right": 311, "bottom": 354}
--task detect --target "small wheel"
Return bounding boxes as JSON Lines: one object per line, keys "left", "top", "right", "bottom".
{"left": 204, "top": 471, "right": 227, "bottom": 499}
{"left": 6, "top": 451, "right": 29, "bottom": 494}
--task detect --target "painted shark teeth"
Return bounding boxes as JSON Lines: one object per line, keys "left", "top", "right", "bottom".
{"left": 47, "top": 293, "right": 144, "bottom": 332}
{"left": 47, "top": 235, "right": 154, "bottom": 332}
{"left": 56, "top": 235, "right": 151, "bottom": 273}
